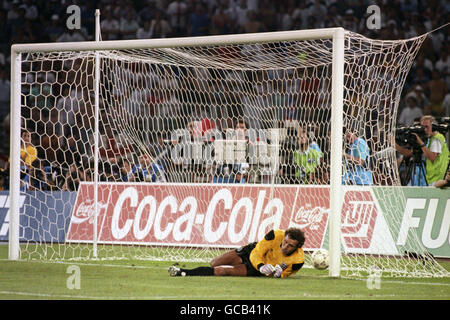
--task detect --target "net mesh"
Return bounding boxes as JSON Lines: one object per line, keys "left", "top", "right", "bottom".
{"left": 14, "top": 30, "right": 449, "bottom": 277}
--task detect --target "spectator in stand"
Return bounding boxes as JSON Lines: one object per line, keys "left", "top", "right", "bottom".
{"left": 7, "top": 1, "right": 22, "bottom": 27}
{"left": 210, "top": 1, "right": 233, "bottom": 35}
{"left": 425, "top": 69, "right": 447, "bottom": 117}
{"left": 241, "top": 10, "right": 265, "bottom": 33}
{"left": 413, "top": 67, "right": 432, "bottom": 91}
{"left": 57, "top": 28, "right": 86, "bottom": 42}
{"left": 308, "top": 0, "right": 327, "bottom": 20}
{"left": 62, "top": 163, "right": 86, "bottom": 191}
{"left": 120, "top": 10, "right": 140, "bottom": 40}
{"left": 435, "top": 45, "right": 449, "bottom": 87}
{"left": 139, "top": 0, "right": 166, "bottom": 23}
{"left": 342, "top": 9, "right": 359, "bottom": 32}
{"left": 117, "top": 157, "right": 134, "bottom": 182}
{"left": 0, "top": 169, "right": 7, "bottom": 190}
{"left": 20, "top": 129, "right": 37, "bottom": 170}
{"left": 136, "top": 11, "right": 172, "bottom": 39}
{"left": 20, "top": 0, "right": 38, "bottom": 21}
{"left": 166, "top": 0, "right": 188, "bottom": 37}
{"left": 136, "top": 20, "right": 154, "bottom": 39}
{"left": 99, "top": 162, "right": 120, "bottom": 182}
{"left": 342, "top": 125, "right": 373, "bottom": 186}
{"left": 258, "top": 0, "right": 276, "bottom": 31}
{"left": 398, "top": 93, "right": 424, "bottom": 127}
{"left": 278, "top": 2, "right": 294, "bottom": 31}
{"left": 143, "top": 10, "right": 172, "bottom": 38}
{"left": 443, "top": 93, "right": 450, "bottom": 117}
{"left": 29, "top": 158, "right": 52, "bottom": 191}
{"left": 414, "top": 52, "right": 434, "bottom": 78}
{"left": 411, "top": 84, "right": 431, "bottom": 111}
{"left": 325, "top": 3, "right": 343, "bottom": 28}
{"left": 100, "top": 10, "right": 120, "bottom": 40}
{"left": 188, "top": 3, "right": 210, "bottom": 36}
{"left": 0, "top": 67, "right": 10, "bottom": 104}
{"left": 234, "top": 0, "right": 250, "bottom": 31}
{"left": 138, "top": 153, "right": 167, "bottom": 182}
{"left": 45, "top": 14, "right": 64, "bottom": 42}
{"left": 150, "top": 132, "right": 171, "bottom": 172}
{"left": 293, "top": 125, "right": 322, "bottom": 184}
{"left": 292, "top": 0, "right": 310, "bottom": 30}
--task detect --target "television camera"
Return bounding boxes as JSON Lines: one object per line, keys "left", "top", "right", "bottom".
{"left": 395, "top": 117, "right": 449, "bottom": 186}
{"left": 395, "top": 117, "right": 449, "bottom": 149}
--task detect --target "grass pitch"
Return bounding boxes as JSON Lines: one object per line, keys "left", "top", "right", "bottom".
{"left": 0, "top": 245, "right": 449, "bottom": 301}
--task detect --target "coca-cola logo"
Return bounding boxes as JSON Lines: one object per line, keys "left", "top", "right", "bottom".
{"left": 293, "top": 206, "right": 329, "bottom": 230}
{"left": 72, "top": 200, "right": 107, "bottom": 224}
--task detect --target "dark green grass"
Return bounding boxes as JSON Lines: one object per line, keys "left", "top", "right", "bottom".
{"left": 0, "top": 244, "right": 449, "bottom": 300}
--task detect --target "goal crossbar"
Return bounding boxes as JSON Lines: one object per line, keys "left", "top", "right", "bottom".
{"left": 11, "top": 28, "right": 341, "bottom": 54}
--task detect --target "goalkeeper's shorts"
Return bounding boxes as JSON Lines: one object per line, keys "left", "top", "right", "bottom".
{"left": 235, "top": 242, "right": 263, "bottom": 277}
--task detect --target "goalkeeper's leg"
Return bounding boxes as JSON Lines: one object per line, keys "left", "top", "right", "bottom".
{"left": 169, "top": 244, "right": 259, "bottom": 277}
{"left": 210, "top": 249, "right": 243, "bottom": 268}
{"left": 169, "top": 247, "right": 249, "bottom": 277}
{"left": 169, "top": 264, "right": 247, "bottom": 277}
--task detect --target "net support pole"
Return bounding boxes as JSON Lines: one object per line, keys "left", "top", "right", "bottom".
{"left": 328, "top": 27, "right": 345, "bottom": 277}
{"left": 8, "top": 48, "right": 21, "bottom": 260}
{"left": 93, "top": 9, "right": 101, "bottom": 258}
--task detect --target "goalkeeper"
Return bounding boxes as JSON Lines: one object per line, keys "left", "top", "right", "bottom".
{"left": 168, "top": 228, "right": 305, "bottom": 278}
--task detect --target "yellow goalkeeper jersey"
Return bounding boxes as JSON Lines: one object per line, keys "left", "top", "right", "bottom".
{"left": 249, "top": 229, "right": 304, "bottom": 278}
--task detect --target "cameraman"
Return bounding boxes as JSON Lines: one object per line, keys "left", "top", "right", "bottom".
{"left": 396, "top": 115, "right": 449, "bottom": 186}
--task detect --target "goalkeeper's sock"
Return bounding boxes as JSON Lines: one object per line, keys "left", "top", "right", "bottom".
{"left": 181, "top": 266, "right": 215, "bottom": 276}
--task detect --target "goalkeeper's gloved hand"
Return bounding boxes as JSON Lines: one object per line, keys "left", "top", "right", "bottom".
{"left": 259, "top": 264, "right": 275, "bottom": 276}
{"left": 273, "top": 264, "right": 283, "bottom": 278}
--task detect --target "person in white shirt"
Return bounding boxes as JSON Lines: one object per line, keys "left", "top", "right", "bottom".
{"left": 101, "top": 10, "right": 120, "bottom": 40}
{"left": 398, "top": 93, "right": 424, "bottom": 127}
{"left": 56, "top": 29, "right": 86, "bottom": 42}
{"left": 136, "top": 20, "right": 153, "bottom": 39}
{"left": 120, "top": 11, "right": 140, "bottom": 40}
{"left": 166, "top": 0, "right": 187, "bottom": 36}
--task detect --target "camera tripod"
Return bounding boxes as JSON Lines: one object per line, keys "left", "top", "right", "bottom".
{"left": 399, "top": 150, "right": 428, "bottom": 186}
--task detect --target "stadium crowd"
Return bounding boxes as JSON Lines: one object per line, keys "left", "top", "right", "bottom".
{"left": 0, "top": 0, "right": 449, "bottom": 191}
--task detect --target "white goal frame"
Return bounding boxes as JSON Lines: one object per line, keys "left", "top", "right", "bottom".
{"left": 9, "top": 27, "right": 345, "bottom": 277}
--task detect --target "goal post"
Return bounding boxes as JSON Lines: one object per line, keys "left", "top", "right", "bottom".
{"left": 9, "top": 27, "right": 449, "bottom": 278}
{"left": 329, "top": 27, "right": 345, "bottom": 277}
{"left": 8, "top": 49, "right": 22, "bottom": 261}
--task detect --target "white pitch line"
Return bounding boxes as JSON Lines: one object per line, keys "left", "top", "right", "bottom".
{"left": 0, "top": 290, "right": 126, "bottom": 300}
{"left": 1, "top": 290, "right": 449, "bottom": 300}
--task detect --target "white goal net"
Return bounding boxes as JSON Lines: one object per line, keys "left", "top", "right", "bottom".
{"left": 9, "top": 28, "right": 449, "bottom": 278}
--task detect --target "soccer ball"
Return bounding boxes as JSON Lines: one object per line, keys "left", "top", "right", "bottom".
{"left": 311, "top": 249, "right": 329, "bottom": 270}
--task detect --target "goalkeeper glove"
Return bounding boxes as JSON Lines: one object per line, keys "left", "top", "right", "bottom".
{"left": 259, "top": 264, "right": 275, "bottom": 276}
{"left": 273, "top": 264, "right": 283, "bottom": 278}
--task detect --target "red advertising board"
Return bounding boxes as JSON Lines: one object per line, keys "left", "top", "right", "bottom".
{"left": 66, "top": 183, "right": 331, "bottom": 249}
{"left": 67, "top": 183, "right": 378, "bottom": 251}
